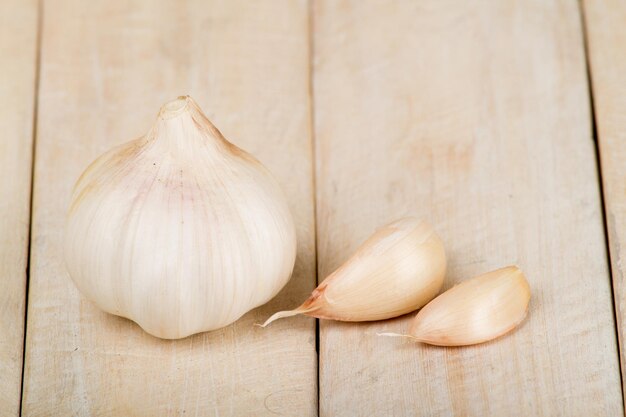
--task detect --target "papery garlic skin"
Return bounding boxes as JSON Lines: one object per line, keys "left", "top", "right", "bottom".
{"left": 262, "top": 218, "right": 446, "bottom": 325}
{"left": 408, "top": 266, "right": 531, "bottom": 346}
{"left": 64, "top": 96, "right": 297, "bottom": 339}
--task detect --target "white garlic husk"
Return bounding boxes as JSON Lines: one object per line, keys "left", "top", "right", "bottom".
{"left": 261, "top": 217, "right": 446, "bottom": 325}
{"left": 64, "top": 96, "right": 297, "bottom": 339}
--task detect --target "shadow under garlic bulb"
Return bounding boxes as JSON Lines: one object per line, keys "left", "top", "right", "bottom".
{"left": 64, "top": 96, "right": 297, "bottom": 339}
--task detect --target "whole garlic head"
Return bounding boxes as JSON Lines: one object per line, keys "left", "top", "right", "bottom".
{"left": 64, "top": 96, "right": 297, "bottom": 339}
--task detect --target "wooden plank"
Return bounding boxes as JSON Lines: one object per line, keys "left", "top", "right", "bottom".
{"left": 22, "top": 0, "right": 316, "bottom": 415}
{"left": 0, "top": 1, "right": 38, "bottom": 416}
{"left": 583, "top": 0, "right": 626, "bottom": 405}
{"left": 313, "top": 1, "right": 623, "bottom": 415}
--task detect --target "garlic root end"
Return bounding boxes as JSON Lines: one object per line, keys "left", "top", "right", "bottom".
{"left": 376, "top": 332, "right": 413, "bottom": 339}
{"left": 258, "top": 306, "right": 319, "bottom": 327}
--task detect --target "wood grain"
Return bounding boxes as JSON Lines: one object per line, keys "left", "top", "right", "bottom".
{"left": 583, "top": 0, "right": 626, "bottom": 405}
{"left": 22, "top": 0, "right": 316, "bottom": 415}
{"left": 0, "top": 1, "right": 38, "bottom": 416}
{"left": 313, "top": 1, "right": 623, "bottom": 415}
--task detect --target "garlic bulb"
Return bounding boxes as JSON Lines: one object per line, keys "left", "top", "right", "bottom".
{"left": 393, "top": 266, "right": 530, "bottom": 346}
{"left": 64, "top": 96, "right": 297, "bottom": 339}
{"left": 261, "top": 217, "right": 446, "bottom": 325}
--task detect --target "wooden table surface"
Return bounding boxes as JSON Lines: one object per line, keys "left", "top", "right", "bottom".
{"left": 2, "top": 0, "right": 626, "bottom": 416}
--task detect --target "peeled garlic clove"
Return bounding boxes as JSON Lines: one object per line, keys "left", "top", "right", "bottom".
{"left": 262, "top": 217, "right": 446, "bottom": 325}
{"left": 406, "top": 266, "right": 531, "bottom": 346}
{"left": 64, "top": 96, "right": 297, "bottom": 339}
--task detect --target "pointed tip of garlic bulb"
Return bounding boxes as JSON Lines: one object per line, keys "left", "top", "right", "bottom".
{"left": 159, "top": 95, "right": 192, "bottom": 119}
{"left": 261, "top": 217, "right": 446, "bottom": 325}
{"left": 64, "top": 96, "right": 297, "bottom": 339}
{"left": 406, "top": 265, "right": 531, "bottom": 347}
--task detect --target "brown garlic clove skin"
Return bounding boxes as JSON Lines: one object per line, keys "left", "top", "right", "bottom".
{"left": 408, "top": 266, "right": 531, "bottom": 346}
{"left": 261, "top": 217, "right": 446, "bottom": 326}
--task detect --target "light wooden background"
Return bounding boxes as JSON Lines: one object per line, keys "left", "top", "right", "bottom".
{"left": 2, "top": 0, "right": 626, "bottom": 416}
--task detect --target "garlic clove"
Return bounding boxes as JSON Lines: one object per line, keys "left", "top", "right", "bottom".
{"left": 65, "top": 96, "right": 297, "bottom": 339}
{"left": 261, "top": 217, "right": 446, "bottom": 326}
{"left": 404, "top": 265, "right": 531, "bottom": 346}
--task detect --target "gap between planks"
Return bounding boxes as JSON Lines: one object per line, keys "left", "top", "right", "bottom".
{"left": 581, "top": 0, "right": 626, "bottom": 412}
{"left": 18, "top": 0, "right": 43, "bottom": 416}
{"left": 306, "top": 1, "right": 321, "bottom": 416}
{"left": 578, "top": 0, "right": 625, "bottom": 408}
